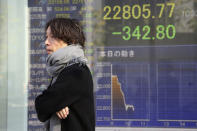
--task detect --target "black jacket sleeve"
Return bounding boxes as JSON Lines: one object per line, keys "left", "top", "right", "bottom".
{"left": 35, "top": 68, "right": 82, "bottom": 122}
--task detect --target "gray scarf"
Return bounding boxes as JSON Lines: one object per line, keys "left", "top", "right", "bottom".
{"left": 46, "top": 44, "right": 87, "bottom": 78}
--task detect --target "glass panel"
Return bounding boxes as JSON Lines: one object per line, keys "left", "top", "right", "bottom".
{"left": 1, "top": 0, "right": 197, "bottom": 130}
{"left": 5, "top": 0, "right": 28, "bottom": 131}
{"left": 0, "top": 0, "right": 8, "bottom": 130}
{"left": 27, "top": 0, "right": 197, "bottom": 130}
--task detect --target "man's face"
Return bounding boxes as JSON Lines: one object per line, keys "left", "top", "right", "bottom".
{"left": 45, "top": 27, "right": 67, "bottom": 54}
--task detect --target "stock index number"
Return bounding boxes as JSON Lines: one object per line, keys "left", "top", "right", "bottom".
{"left": 103, "top": 3, "right": 175, "bottom": 20}
{"left": 112, "top": 25, "right": 176, "bottom": 40}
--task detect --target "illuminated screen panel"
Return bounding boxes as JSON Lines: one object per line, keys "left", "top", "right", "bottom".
{"left": 94, "top": 0, "right": 197, "bottom": 129}
{"left": 27, "top": 0, "right": 197, "bottom": 130}
{"left": 100, "top": 0, "right": 197, "bottom": 46}
{"left": 95, "top": 46, "right": 197, "bottom": 128}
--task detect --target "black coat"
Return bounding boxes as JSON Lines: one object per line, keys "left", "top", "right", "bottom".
{"left": 35, "top": 63, "right": 95, "bottom": 131}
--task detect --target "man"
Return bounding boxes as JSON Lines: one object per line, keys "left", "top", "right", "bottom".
{"left": 35, "top": 18, "right": 95, "bottom": 131}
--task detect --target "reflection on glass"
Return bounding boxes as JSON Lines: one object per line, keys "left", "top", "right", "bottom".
{"left": 27, "top": 0, "right": 197, "bottom": 130}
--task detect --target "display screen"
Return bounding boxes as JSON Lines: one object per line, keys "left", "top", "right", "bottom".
{"left": 95, "top": 0, "right": 197, "bottom": 128}
{"left": 28, "top": 0, "right": 197, "bottom": 130}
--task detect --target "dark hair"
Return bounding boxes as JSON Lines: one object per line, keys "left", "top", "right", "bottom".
{"left": 45, "top": 18, "right": 85, "bottom": 48}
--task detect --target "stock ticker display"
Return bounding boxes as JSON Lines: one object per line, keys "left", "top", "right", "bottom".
{"left": 28, "top": 0, "right": 197, "bottom": 130}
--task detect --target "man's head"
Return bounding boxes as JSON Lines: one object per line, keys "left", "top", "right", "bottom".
{"left": 45, "top": 18, "right": 85, "bottom": 54}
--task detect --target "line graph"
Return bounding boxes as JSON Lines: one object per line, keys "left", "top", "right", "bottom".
{"left": 111, "top": 75, "right": 135, "bottom": 120}
{"left": 111, "top": 63, "right": 150, "bottom": 121}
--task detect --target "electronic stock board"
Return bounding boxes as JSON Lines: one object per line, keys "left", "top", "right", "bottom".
{"left": 28, "top": 0, "right": 197, "bottom": 130}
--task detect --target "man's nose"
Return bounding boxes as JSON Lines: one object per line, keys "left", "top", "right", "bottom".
{"left": 45, "top": 39, "right": 49, "bottom": 46}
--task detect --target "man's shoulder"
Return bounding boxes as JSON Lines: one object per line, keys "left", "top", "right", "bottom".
{"left": 56, "top": 63, "right": 92, "bottom": 86}
{"left": 60, "top": 63, "right": 90, "bottom": 77}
